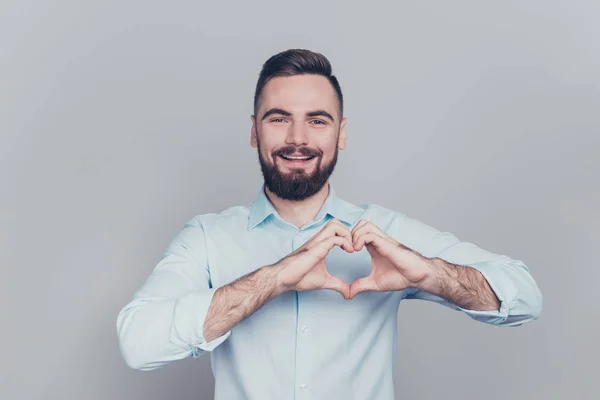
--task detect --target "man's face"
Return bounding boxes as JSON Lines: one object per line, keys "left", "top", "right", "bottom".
{"left": 251, "top": 74, "right": 347, "bottom": 201}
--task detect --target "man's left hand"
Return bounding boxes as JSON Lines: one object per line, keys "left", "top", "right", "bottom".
{"left": 348, "top": 219, "right": 434, "bottom": 299}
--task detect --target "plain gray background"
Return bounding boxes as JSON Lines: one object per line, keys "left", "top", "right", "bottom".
{"left": 1, "top": 0, "right": 598, "bottom": 399}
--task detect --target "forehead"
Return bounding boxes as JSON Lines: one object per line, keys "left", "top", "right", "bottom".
{"left": 258, "top": 74, "right": 339, "bottom": 117}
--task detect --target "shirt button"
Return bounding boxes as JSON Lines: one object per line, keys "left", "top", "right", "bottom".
{"left": 300, "top": 325, "right": 308, "bottom": 333}
{"left": 300, "top": 384, "right": 308, "bottom": 390}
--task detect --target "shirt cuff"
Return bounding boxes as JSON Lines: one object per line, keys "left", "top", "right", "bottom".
{"left": 171, "top": 288, "right": 231, "bottom": 355}
{"left": 454, "top": 261, "right": 519, "bottom": 325}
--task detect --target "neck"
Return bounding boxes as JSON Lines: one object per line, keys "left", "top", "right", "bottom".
{"left": 264, "top": 183, "right": 331, "bottom": 229}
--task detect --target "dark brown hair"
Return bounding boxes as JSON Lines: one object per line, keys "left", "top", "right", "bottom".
{"left": 253, "top": 49, "right": 343, "bottom": 118}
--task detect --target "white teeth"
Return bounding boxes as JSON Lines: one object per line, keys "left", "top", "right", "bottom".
{"left": 282, "top": 155, "right": 312, "bottom": 160}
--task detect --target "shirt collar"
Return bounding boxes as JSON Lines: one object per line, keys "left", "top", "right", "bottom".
{"left": 247, "top": 184, "right": 364, "bottom": 230}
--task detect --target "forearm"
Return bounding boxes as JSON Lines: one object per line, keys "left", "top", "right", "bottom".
{"left": 418, "top": 257, "right": 501, "bottom": 311}
{"left": 203, "top": 264, "right": 284, "bottom": 342}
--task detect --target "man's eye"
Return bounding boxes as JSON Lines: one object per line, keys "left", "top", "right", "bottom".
{"left": 270, "top": 118, "right": 286, "bottom": 123}
{"left": 310, "top": 120, "right": 326, "bottom": 125}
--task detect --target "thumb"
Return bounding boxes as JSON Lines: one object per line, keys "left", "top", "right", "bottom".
{"left": 349, "top": 275, "right": 378, "bottom": 299}
{"left": 321, "top": 275, "right": 350, "bottom": 299}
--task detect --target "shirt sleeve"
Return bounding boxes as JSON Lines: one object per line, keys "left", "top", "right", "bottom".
{"left": 116, "top": 218, "right": 231, "bottom": 371}
{"left": 390, "top": 213, "right": 543, "bottom": 327}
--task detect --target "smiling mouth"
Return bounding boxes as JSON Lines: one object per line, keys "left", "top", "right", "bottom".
{"left": 279, "top": 154, "right": 316, "bottom": 161}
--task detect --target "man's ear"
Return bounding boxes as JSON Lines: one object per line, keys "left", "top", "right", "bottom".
{"left": 250, "top": 115, "right": 258, "bottom": 148}
{"left": 338, "top": 117, "right": 348, "bottom": 150}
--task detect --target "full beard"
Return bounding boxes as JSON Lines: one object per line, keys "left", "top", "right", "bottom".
{"left": 257, "top": 143, "right": 338, "bottom": 201}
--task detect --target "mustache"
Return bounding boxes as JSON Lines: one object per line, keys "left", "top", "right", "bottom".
{"left": 274, "top": 146, "right": 322, "bottom": 158}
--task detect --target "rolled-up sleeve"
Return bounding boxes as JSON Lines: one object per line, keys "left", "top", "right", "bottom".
{"left": 116, "top": 218, "right": 231, "bottom": 371}
{"left": 392, "top": 213, "right": 543, "bottom": 327}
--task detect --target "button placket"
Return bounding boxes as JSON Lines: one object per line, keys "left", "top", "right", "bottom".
{"left": 293, "top": 229, "right": 313, "bottom": 396}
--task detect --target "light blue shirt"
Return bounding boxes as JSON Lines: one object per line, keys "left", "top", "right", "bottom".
{"left": 116, "top": 185, "right": 542, "bottom": 399}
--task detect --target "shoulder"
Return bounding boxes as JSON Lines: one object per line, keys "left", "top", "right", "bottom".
{"left": 353, "top": 202, "right": 408, "bottom": 227}
{"left": 353, "top": 202, "right": 442, "bottom": 245}
{"left": 183, "top": 204, "right": 252, "bottom": 233}
{"left": 163, "top": 204, "right": 251, "bottom": 258}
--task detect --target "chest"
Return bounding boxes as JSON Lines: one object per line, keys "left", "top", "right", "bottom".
{"left": 204, "top": 228, "right": 374, "bottom": 288}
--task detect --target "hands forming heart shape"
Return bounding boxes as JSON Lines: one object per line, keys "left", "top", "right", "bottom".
{"left": 275, "top": 218, "right": 434, "bottom": 300}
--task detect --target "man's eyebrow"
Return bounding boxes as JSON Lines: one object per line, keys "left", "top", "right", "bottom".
{"left": 306, "top": 110, "right": 335, "bottom": 122}
{"left": 261, "top": 108, "right": 292, "bottom": 121}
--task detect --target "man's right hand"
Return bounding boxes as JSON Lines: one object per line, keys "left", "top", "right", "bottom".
{"left": 272, "top": 218, "right": 355, "bottom": 299}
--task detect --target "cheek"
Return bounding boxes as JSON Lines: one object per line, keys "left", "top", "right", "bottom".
{"left": 259, "top": 146, "right": 275, "bottom": 164}
{"left": 316, "top": 138, "right": 339, "bottom": 160}
{"left": 256, "top": 129, "right": 278, "bottom": 155}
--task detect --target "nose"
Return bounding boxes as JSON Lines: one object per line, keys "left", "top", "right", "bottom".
{"left": 284, "top": 121, "right": 309, "bottom": 146}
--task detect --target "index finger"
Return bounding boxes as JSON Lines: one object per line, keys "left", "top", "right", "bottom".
{"left": 313, "top": 219, "right": 354, "bottom": 252}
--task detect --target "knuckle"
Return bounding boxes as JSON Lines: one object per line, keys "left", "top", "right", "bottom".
{"left": 321, "top": 225, "right": 334, "bottom": 236}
